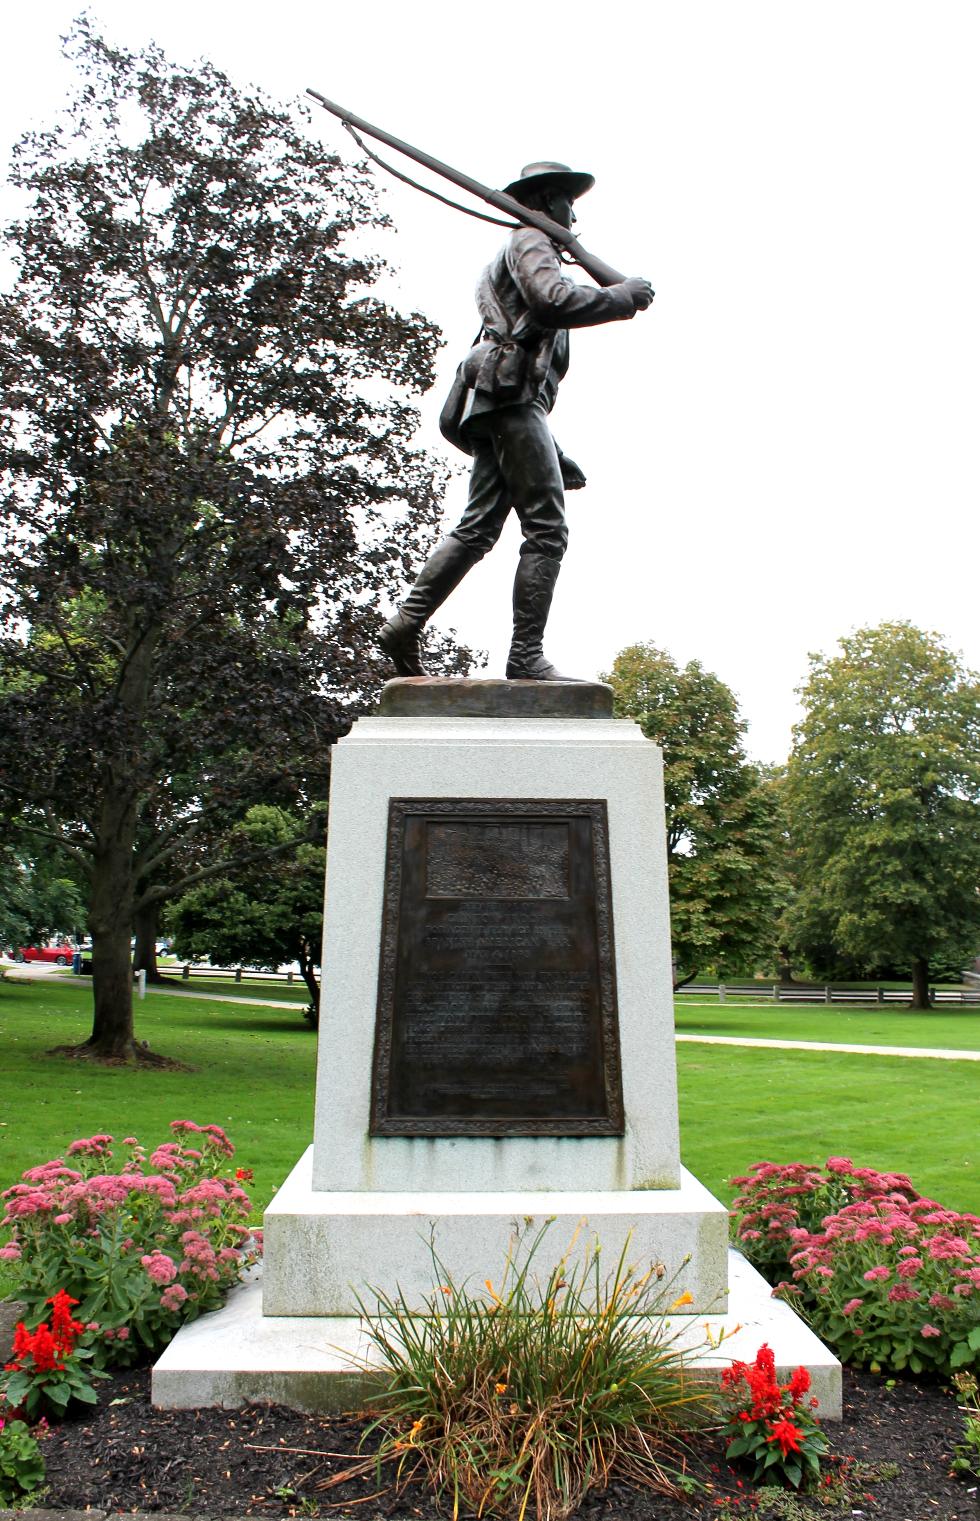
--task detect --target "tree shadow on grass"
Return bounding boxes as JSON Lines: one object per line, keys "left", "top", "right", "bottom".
{"left": 195, "top": 1013, "right": 312, "bottom": 1036}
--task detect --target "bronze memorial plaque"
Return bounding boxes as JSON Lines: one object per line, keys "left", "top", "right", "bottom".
{"left": 370, "top": 798, "right": 623, "bottom": 1137}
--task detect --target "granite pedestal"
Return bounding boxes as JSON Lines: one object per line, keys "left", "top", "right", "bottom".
{"left": 153, "top": 679, "right": 840, "bottom": 1413}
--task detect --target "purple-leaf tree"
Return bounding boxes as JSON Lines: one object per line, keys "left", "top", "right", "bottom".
{"left": 0, "top": 20, "right": 469, "bottom": 1060}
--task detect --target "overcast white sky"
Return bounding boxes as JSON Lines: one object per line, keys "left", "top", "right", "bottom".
{"left": 2, "top": 2, "right": 978, "bottom": 763}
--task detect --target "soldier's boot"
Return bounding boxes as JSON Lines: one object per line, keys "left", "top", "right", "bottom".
{"left": 505, "top": 552, "right": 581, "bottom": 681}
{"left": 379, "top": 537, "right": 482, "bottom": 677}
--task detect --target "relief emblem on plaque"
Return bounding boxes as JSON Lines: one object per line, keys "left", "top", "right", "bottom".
{"left": 370, "top": 799, "right": 624, "bottom": 1137}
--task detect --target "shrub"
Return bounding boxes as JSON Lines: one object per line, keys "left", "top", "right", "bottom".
{"left": 357, "top": 1227, "right": 714, "bottom": 1521}
{"left": 1, "top": 1290, "right": 106, "bottom": 1420}
{"left": 730, "top": 1157, "right": 980, "bottom": 1378}
{"left": 786, "top": 1193, "right": 980, "bottom": 1376}
{"left": 0, "top": 1413, "right": 45, "bottom": 1505}
{"left": 1, "top": 1122, "right": 258, "bottom": 1365}
{"left": 720, "top": 1343, "right": 828, "bottom": 1491}
{"left": 729, "top": 1157, "right": 919, "bottom": 1283}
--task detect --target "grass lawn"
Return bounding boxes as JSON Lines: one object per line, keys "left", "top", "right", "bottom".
{"left": 676, "top": 1041, "right": 980, "bottom": 1215}
{"left": 0, "top": 976, "right": 315, "bottom": 1222}
{"left": 2, "top": 976, "right": 977, "bottom": 1290}
{"left": 676, "top": 1001, "right": 980, "bottom": 1050}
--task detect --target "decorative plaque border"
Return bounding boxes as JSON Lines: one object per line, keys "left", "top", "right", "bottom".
{"left": 369, "top": 797, "right": 624, "bottom": 1138}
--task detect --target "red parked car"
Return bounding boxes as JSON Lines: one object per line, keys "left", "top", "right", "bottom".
{"left": 14, "top": 944, "right": 76, "bottom": 966}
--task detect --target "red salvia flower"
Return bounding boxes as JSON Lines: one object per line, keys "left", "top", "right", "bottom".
{"left": 767, "top": 1417, "right": 803, "bottom": 1456}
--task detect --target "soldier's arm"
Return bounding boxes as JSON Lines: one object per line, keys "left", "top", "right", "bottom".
{"left": 507, "top": 229, "right": 643, "bottom": 329}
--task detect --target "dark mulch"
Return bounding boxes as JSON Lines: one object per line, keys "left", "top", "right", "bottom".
{"left": 31, "top": 1365, "right": 976, "bottom": 1520}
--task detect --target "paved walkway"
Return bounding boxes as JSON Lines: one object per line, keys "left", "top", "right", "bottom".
{"left": 2, "top": 967, "right": 305, "bottom": 1012}
{"left": 8, "top": 967, "right": 976, "bottom": 1060}
{"left": 676, "top": 1032, "right": 980, "bottom": 1062}
{"left": 160, "top": 988, "right": 980, "bottom": 1060}
{"left": 153, "top": 986, "right": 303, "bottom": 1010}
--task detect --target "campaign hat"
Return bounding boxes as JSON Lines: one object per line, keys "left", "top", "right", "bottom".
{"left": 502, "top": 162, "right": 595, "bottom": 204}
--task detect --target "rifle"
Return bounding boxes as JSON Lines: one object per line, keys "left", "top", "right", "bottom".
{"left": 306, "top": 89, "right": 631, "bottom": 289}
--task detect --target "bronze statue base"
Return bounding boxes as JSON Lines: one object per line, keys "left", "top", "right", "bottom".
{"left": 378, "top": 676, "right": 614, "bottom": 720}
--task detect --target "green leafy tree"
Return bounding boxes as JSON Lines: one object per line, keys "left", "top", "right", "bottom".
{"left": 166, "top": 805, "right": 325, "bottom": 1018}
{"left": 0, "top": 841, "right": 86, "bottom": 952}
{"left": 0, "top": 22, "right": 469, "bottom": 1060}
{"left": 785, "top": 622, "right": 980, "bottom": 1008}
{"left": 602, "top": 643, "right": 783, "bottom": 986}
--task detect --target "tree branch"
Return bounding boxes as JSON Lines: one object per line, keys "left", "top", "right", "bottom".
{"left": 136, "top": 831, "right": 314, "bottom": 910}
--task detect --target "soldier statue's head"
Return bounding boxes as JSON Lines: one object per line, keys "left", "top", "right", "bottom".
{"left": 503, "top": 162, "right": 594, "bottom": 229}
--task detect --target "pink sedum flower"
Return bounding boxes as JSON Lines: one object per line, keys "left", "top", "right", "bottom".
{"left": 160, "top": 1283, "right": 189, "bottom": 1312}
{"left": 141, "top": 1251, "right": 178, "bottom": 1285}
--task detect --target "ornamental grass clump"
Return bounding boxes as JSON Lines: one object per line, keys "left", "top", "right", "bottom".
{"left": 950, "top": 1371, "right": 980, "bottom": 1480}
{"left": 356, "top": 1226, "right": 714, "bottom": 1521}
{"left": 720, "top": 1342, "right": 828, "bottom": 1491}
{"left": 0, "top": 1122, "right": 257, "bottom": 1365}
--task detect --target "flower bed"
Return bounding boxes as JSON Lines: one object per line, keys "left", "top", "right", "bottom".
{"left": 1, "top": 1122, "right": 258, "bottom": 1365}
{"left": 731, "top": 1157, "right": 980, "bottom": 1376}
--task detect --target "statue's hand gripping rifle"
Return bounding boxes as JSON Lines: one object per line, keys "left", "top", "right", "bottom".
{"left": 306, "top": 89, "right": 639, "bottom": 291}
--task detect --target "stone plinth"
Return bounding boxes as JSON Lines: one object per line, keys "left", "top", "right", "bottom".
{"left": 153, "top": 678, "right": 840, "bottom": 1419}
{"left": 312, "top": 705, "right": 679, "bottom": 1193}
{"left": 152, "top": 1250, "right": 843, "bottom": 1419}
{"left": 261, "top": 1149, "right": 728, "bottom": 1316}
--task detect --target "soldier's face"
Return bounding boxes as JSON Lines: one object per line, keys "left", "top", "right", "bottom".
{"left": 547, "top": 192, "right": 576, "bottom": 230}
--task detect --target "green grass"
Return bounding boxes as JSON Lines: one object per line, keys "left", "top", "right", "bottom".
{"left": 677, "top": 1042, "right": 980, "bottom": 1214}
{"left": 676, "top": 1001, "right": 980, "bottom": 1050}
{"left": 0, "top": 977, "right": 315, "bottom": 1218}
{"left": 2, "top": 975, "right": 978, "bottom": 1299}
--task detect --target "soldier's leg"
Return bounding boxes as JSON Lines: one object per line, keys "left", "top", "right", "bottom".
{"left": 486, "top": 405, "right": 579, "bottom": 681}
{"left": 379, "top": 432, "right": 509, "bottom": 677}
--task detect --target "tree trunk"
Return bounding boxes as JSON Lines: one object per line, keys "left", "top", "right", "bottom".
{"left": 133, "top": 899, "right": 164, "bottom": 982}
{"left": 88, "top": 917, "right": 136, "bottom": 1055}
{"left": 49, "top": 814, "right": 142, "bottom": 1059}
{"left": 48, "top": 628, "right": 169, "bottom": 1064}
{"left": 298, "top": 938, "right": 320, "bottom": 1028}
{"left": 672, "top": 967, "right": 698, "bottom": 992}
{"left": 909, "top": 956, "right": 932, "bottom": 1010}
{"left": 777, "top": 945, "right": 798, "bottom": 985}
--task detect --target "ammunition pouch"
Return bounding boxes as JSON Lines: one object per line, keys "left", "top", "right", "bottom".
{"left": 461, "top": 336, "right": 527, "bottom": 401}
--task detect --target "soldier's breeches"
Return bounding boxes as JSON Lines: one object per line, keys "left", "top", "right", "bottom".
{"left": 450, "top": 403, "right": 567, "bottom": 561}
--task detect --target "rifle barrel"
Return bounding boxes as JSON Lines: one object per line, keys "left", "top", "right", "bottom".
{"left": 306, "top": 88, "right": 628, "bottom": 287}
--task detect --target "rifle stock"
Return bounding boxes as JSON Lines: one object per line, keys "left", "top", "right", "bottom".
{"left": 306, "top": 89, "right": 629, "bottom": 288}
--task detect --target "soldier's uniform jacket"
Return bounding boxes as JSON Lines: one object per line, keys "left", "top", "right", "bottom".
{"left": 439, "top": 227, "right": 635, "bottom": 454}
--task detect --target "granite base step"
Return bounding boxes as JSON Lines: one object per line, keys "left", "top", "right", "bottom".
{"left": 152, "top": 1249, "right": 842, "bottom": 1419}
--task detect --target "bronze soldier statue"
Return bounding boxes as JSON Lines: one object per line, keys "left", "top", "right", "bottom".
{"left": 379, "top": 161, "right": 655, "bottom": 681}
